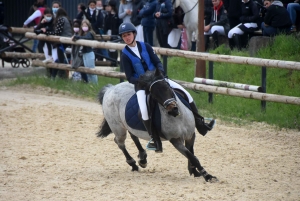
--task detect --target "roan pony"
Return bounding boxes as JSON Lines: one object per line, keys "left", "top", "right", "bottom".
{"left": 97, "top": 69, "right": 218, "bottom": 182}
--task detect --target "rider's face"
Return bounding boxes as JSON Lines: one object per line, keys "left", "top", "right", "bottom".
{"left": 121, "top": 32, "right": 135, "bottom": 45}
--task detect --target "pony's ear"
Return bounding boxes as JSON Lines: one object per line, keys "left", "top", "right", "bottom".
{"left": 155, "top": 68, "right": 162, "bottom": 77}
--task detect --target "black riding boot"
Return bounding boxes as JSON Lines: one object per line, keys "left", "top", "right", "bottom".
{"left": 204, "top": 35, "right": 210, "bottom": 51}
{"left": 232, "top": 34, "right": 242, "bottom": 51}
{"left": 189, "top": 102, "right": 215, "bottom": 136}
{"left": 228, "top": 38, "right": 234, "bottom": 50}
{"left": 143, "top": 119, "right": 163, "bottom": 153}
{"left": 212, "top": 31, "right": 219, "bottom": 49}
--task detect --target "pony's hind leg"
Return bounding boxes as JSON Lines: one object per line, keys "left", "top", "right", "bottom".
{"left": 129, "top": 132, "right": 147, "bottom": 168}
{"left": 170, "top": 137, "right": 218, "bottom": 183}
{"left": 114, "top": 135, "right": 139, "bottom": 171}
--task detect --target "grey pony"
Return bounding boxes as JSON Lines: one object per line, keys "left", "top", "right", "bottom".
{"left": 97, "top": 82, "right": 218, "bottom": 182}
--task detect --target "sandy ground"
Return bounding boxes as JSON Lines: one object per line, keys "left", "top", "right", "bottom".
{"left": 0, "top": 86, "right": 299, "bottom": 201}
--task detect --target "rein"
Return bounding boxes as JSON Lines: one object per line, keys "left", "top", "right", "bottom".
{"left": 172, "top": 0, "right": 198, "bottom": 16}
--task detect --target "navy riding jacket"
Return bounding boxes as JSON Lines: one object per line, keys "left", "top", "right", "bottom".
{"left": 121, "top": 41, "right": 164, "bottom": 85}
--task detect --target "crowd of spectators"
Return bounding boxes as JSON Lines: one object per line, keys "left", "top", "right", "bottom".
{"left": 20, "top": 0, "right": 299, "bottom": 82}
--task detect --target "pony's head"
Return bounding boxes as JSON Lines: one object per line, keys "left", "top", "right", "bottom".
{"left": 138, "top": 69, "right": 179, "bottom": 117}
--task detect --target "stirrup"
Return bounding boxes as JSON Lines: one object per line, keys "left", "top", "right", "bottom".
{"left": 146, "top": 138, "right": 157, "bottom": 151}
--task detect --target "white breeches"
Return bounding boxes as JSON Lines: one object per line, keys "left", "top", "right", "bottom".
{"left": 204, "top": 25, "right": 226, "bottom": 35}
{"left": 228, "top": 23, "right": 258, "bottom": 38}
{"left": 137, "top": 78, "right": 193, "bottom": 120}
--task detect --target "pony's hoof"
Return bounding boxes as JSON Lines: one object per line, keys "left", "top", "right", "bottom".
{"left": 205, "top": 175, "right": 219, "bottom": 183}
{"left": 131, "top": 164, "right": 139, "bottom": 171}
{"left": 138, "top": 160, "right": 147, "bottom": 168}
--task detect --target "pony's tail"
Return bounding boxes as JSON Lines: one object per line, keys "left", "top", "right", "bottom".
{"left": 98, "top": 84, "right": 114, "bottom": 105}
{"left": 96, "top": 118, "right": 112, "bottom": 138}
{"left": 96, "top": 84, "right": 114, "bottom": 138}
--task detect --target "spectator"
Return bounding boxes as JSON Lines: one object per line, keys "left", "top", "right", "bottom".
{"left": 223, "top": 0, "right": 242, "bottom": 29}
{"left": 96, "top": 0, "right": 107, "bottom": 34}
{"left": 104, "top": 0, "right": 122, "bottom": 62}
{"left": 138, "top": 0, "right": 157, "bottom": 46}
{"left": 76, "top": 3, "right": 86, "bottom": 23}
{"left": 119, "top": 0, "right": 133, "bottom": 23}
{"left": 227, "top": 0, "right": 259, "bottom": 50}
{"left": 96, "top": 0, "right": 110, "bottom": 61}
{"left": 169, "top": 6, "right": 185, "bottom": 49}
{"left": 43, "top": 7, "right": 73, "bottom": 79}
{"left": 204, "top": 0, "right": 230, "bottom": 51}
{"left": 72, "top": 19, "right": 98, "bottom": 84}
{"left": 261, "top": 0, "right": 292, "bottom": 36}
{"left": 287, "top": 0, "right": 300, "bottom": 32}
{"left": 131, "top": 0, "right": 145, "bottom": 41}
{"left": 154, "top": 0, "right": 173, "bottom": 48}
{"left": 76, "top": 0, "right": 104, "bottom": 33}
{"left": 23, "top": 2, "right": 46, "bottom": 53}
{"left": 71, "top": 20, "right": 88, "bottom": 83}
{"left": 23, "top": 2, "right": 46, "bottom": 27}
{"left": 205, "top": 0, "right": 213, "bottom": 26}
{"left": 34, "top": 8, "right": 54, "bottom": 63}
{"left": 264, "top": 0, "right": 272, "bottom": 7}
{"left": 51, "top": 1, "right": 61, "bottom": 18}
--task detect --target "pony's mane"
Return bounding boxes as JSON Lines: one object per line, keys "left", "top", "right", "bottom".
{"left": 138, "top": 70, "right": 164, "bottom": 93}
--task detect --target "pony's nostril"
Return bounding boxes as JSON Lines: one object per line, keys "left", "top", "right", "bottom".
{"left": 168, "top": 107, "right": 179, "bottom": 117}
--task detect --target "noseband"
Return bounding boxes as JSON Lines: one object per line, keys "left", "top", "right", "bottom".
{"left": 149, "top": 79, "right": 177, "bottom": 109}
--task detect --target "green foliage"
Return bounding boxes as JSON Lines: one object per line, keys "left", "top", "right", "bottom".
{"left": 168, "top": 35, "right": 300, "bottom": 130}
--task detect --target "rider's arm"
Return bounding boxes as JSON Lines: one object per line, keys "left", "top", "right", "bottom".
{"left": 145, "top": 43, "right": 165, "bottom": 75}
{"left": 122, "top": 52, "right": 139, "bottom": 85}
{"left": 24, "top": 10, "right": 42, "bottom": 26}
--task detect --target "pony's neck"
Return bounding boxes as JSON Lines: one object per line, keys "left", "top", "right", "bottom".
{"left": 178, "top": 0, "right": 197, "bottom": 13}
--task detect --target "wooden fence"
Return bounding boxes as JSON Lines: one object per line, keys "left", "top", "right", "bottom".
{"left": 31, "top": 60, "right": 300, "bottom": 106}
{"left": 4, "top": 29, "right": 300, "bottom": 106}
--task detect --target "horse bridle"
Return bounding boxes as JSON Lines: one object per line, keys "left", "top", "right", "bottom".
{"left": 149, "top": 79, "right": 177, "bottom": 109}
{"left": 172, "top": 0, "right": 198, "bottom": 16}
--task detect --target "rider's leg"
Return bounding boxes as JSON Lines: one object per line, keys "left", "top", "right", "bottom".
{"left": 136, "top": 90, "right": 163, "bottom": 153}
{"left": 166, "top": 79, "right": 215, "bottom": 136}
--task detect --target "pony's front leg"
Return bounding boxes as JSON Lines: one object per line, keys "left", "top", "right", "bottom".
{"left": 184, "top": 133, "right": 202, "bottom": 177}
{"left": 129, "top": 132, "right": 148, "bottom": 168}
{"left": 170, "top": 137, "right": 218, "bottom": 183}
{"left": 114, "top": 136, "right": 139, "bottom": 171}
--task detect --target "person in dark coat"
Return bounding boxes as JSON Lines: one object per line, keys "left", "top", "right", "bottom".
{"left": 154, "top": 0, "right": 173, "bottom": 48}
{"left": 227, "top": 0, "right": 259, "bottom": 50}
{"left": 131, "top": 0, "right": 145, "bottom": 26}
{"left": 131, "top": 0, "right": 146, "bottom": 41}
{"left": 204, "top": 0, "right": 230, "bottom": 50}
{"left": 170, "top": 6, "right": 185, "bottom": 49}
{"left": 261, "top": 0, "right": 292, "bottom": 36}
{"left": 223, "top": 0, "right": 242, "bottom": 29}
{"left": 104, "top": 0, "right": 122, "bottom": 61}
{"left": 138, "top": 0, "right": 157, "bottom": 46}
{"left": 205, "top": 0, "right": 213, "bottom": 25}
{"left": 76, "top": 0, "right": 103, "bottom": 33}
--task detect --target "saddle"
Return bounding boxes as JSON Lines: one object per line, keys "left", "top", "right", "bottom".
{"left": 125, "top": 89, "right": 191, "bottom": 133}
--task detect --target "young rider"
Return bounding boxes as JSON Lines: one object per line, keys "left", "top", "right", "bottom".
{"left": 119, "top": 22, "right": 215, "bottom": 153}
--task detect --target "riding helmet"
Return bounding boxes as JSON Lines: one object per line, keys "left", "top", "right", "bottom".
{"left": 119, "top": 22, "right": 136, "bottom": 35}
